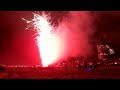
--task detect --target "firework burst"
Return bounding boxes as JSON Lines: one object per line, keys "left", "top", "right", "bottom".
{"left": 22, "top": 12, "right": 63, "bottom": 67}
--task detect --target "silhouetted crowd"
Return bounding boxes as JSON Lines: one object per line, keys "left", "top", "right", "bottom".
{"left": 0, "top": 56, "right": 99, "bottom": 72}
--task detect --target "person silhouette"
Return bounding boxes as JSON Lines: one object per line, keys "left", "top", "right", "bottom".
{"left": 93, "top": 60, "right": 97, "bottom": 69}
{"left": 65, "top": 63, "right": 67, "bottom": 70}
{"left": 84, "top": 61, "right": 87, "bottom": 68}
{"left": 78, "top": 63, "right": 81, "bottom": 70}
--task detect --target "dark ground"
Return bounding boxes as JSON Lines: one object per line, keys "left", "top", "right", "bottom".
{"left": 0, "top": 66, "right": 120, "bottom": 79}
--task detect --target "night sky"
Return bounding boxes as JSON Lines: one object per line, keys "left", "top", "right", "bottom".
{"left": 0, "top": 11, "right": 120, "bottom": 65}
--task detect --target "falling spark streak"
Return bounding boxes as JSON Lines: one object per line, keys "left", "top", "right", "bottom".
{"left": 23, "top": 12, "right": 63, "bottom": 67}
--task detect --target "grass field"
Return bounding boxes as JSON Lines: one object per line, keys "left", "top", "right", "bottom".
{"left": 0, "top": 66, "right": 120, "bottom": 79}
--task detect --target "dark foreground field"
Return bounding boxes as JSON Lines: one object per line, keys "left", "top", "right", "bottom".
{"left": 0, "top": 66, "right": 120, "bottom": 79}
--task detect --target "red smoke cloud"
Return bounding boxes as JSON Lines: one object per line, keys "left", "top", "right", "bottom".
{"left": 57, "top": 11, "right": 95, "bottom": 61}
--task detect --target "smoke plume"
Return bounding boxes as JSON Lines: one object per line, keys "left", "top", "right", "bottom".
{"left": 57, "top": 11, "right": 95, "bottom": 60}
